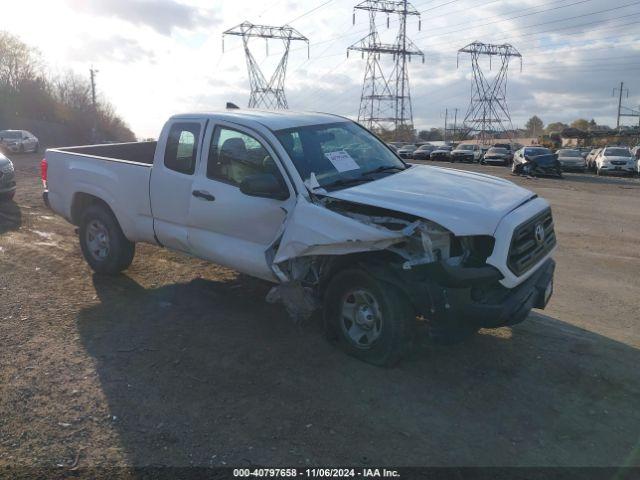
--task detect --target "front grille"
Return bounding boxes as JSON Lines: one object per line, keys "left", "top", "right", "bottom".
{"left": 508, "top": 209, "right": 556, "bottom": 276}
{"left": 611, "top": 161, "right": 626, "bottom": 165}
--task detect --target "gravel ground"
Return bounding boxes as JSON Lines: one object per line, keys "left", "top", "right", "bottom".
{"left": 1, "top": 152, "right": 639, "bottom": 470}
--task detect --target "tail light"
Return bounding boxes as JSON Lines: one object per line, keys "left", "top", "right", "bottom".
{"left": 41, "top": 158, "right": 48, "bottom": 189}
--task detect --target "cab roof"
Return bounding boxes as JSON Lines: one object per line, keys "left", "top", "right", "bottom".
{"left": 169, "top": 109, "right": 350, "bottom": 131}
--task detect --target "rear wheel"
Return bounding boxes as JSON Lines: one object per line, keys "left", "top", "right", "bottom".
{"left": 324, "top": 268, "right": 415, "bottom": 367}
{"left": 79, "top": 204, "right": 135, "bottom": 274}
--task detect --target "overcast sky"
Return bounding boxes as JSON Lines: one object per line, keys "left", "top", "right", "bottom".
{"left": 6, "top": 0, "right": 640, "bottom": 137}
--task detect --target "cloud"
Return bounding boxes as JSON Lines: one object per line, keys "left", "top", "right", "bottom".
{"left": 66, "top": 36, "right": 156, "bottom": 64}
{"left": 66, "top": 0, "right": 219, "bottom": 35}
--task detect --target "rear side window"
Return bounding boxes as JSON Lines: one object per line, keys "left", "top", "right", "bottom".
{"left": 164, "top": 123, "right": 201, "bottom": 175}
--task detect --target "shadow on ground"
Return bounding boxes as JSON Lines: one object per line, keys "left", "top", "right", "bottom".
{"left": 76, "top": 274, "right": 640, "bottom": 467}
{"left": 0, "top": 199, "right": 22, "bottom": 234}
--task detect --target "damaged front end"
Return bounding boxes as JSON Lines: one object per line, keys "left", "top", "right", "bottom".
{"left": 265, "top": 194, "right": 505, "bottom": 324}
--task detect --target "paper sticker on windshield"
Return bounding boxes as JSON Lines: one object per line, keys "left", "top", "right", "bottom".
{"left": 325, "top": 150, "right": 360, "bottom": 173}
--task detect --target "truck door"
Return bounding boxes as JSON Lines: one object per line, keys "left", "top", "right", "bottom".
{"left": 150, "top": 118, "right": 208, "bottom": 252}
{"left": 187, "top": 122, "right": 296, "bottom": 281}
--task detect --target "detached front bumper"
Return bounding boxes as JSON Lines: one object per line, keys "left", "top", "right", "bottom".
{"left": 374, "top": 258, "right": 555, "bottom": 331}
{"left": 442, "top": 259, "right": 555, "bottom": 329}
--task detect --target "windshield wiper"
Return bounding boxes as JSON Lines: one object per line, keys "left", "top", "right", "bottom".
{"left": 361, "top": 165, "right": 407, "bottom": 176}
{"left": 322, "top": 177, "right": 372, "bottom": 191}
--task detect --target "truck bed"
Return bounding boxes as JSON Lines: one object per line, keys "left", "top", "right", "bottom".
{"left": 45, "top": 142, "right": 157, "bottom": 245}
{"left": 57, "top": 141, "right": 157, "bottom": 165}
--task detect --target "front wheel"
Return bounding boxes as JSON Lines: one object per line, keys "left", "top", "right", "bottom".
{"left": 79, "top": 204, "right": 135, "bottom": 275}
{"left": 324, "top": 268, "right": 415, "bottom": 367}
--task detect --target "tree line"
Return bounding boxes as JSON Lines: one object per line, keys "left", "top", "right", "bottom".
{"left": 0, "top": 31, "right": 135, "bottom": 146}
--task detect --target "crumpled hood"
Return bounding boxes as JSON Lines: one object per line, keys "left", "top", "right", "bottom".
{"left": 323, "top": 164, "right": 536, "bottom": 236}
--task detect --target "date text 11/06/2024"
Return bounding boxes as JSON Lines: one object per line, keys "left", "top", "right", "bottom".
{"left": 233, "top": 468, "right": 401, "bottom": 478}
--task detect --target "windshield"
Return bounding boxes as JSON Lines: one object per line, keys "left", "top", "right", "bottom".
{"left": 488, "top": 148, "right": 507, "bottom": 154}
{"left": 275, "top": 122, "right": 406, "bottom": 190}
{"left": 524, "top": 147, "right": 552, "bottom": 157}
{"left": 400, "top": 145, "right": 417, "bottom": 151}
{"left": 558, "top": 150, "right": 581, "bottom": 157}
{"left": 0, "top": 131, "right": 20, "bottom": 139}
{"left": 458, "top": 144, "right": 475, "bottom": 150}
{"left": 604, "top": 148, "right": 631, "bottom": 157}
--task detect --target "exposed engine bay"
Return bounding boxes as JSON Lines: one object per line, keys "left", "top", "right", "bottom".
{"left": 266, "top": 194, "right": 495, "bottom": 322}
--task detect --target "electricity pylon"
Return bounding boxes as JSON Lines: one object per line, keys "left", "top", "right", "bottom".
{"left": 223, "top": 21, "right": 308, "bottom": 109}
{"left": 348, "top": 1, "right": 424, "bottom": 136}
{"left": 457, "top": 41, "right": 522, "bottom": 144}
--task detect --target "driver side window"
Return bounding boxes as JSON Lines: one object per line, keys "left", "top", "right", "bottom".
{"left": 207, "top": 127, "right": 283, "bottom": 186}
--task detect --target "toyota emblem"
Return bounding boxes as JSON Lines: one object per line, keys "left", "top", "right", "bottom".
{"left": 534, "top": 223, "right": 546, "bottom": 245}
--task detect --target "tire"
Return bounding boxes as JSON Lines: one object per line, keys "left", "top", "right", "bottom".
{"left": 33, "top": 143, "right": 39, "bottom": 153}
{"left": 79, "top": 204, "right": 135, "bottom": 274}
{"left": 324, "top": 268, "right": 415, "bottom": 367}
{"left": 18, "top": 144, "right": 24, "bottom": 154}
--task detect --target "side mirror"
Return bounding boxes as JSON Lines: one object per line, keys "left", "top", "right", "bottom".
{"left": 240, "top": 173, "right": 289, "bottom": 201}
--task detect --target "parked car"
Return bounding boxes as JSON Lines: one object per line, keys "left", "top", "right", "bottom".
{"left": 451, "top": 143, "right": 482, "bottom": 163}
{"left": 512, "top": 146, "right": 562, "bottom": 178}
{"left": 556, "top": 149, "right": 587, "bottom": 172}
{"left": 387, "top": 144, "right": 399, "bottom": 154}
{"left": 42, "top": 110, "right": 556, "bottom": 366}
{"left": 595, "top": 146, "right": 636, "bottom": 176}
{"left": 577, "top": 147, "right": 591, "bottom": 159}
{"left": 482, "top": 147, "right": 511, "bottom": 166}
{"left": 0, "top": 152, "right": 16, "bottom": 201}
{"left": 492, "top": 143, "right": 515, "bottom": 162}
{"left": 0, "top": 130, "right": 39, "bottom": 154}
{"left": 430, "top": 146, "right": 452, "bottom": 161}
{"left": 412, "top": 144, "right": 436, "bottom": 160}
{"left": 397, "top": 144, "right": 418, "bottom": 159}
{"left": 585, "top": 148, "right": 601, "bottom": 171}
{"left": 631, "top": 145, "right": 640, "bottom": 161}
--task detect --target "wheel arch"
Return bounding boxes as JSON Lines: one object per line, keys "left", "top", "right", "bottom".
{"left": 71, "top": 192, "right": 119, "bottom": 227}
{"left": 318, "top": 250, "right": 419, "bottom": 313}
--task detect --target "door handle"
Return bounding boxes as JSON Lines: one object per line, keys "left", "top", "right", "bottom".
{"left": 192, "top": 190, "right": 216, "bottom": 201}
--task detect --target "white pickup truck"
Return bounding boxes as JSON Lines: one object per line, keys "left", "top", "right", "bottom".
{"left": 43, "top": 110, "right": 556, "bottom": 366}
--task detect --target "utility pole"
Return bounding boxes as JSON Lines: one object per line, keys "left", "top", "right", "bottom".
{"left": 89, "top": 67, "right": 98, "bottom": 143}
{"left": 457, "top": 42, "right": 522, "bottom": 145}
{"left": 443, "top": 108, "right": 448, "bottom": 142}
{"left": 223, "top": 22, "right": 308, "bottom": 109}
{"left": 613, "top": 82, "right": 629, "bottom": 131}
{"left": 452, "top": 108, "right": 458, "bottom": 141}
{"left": 348, "top": 0, "right": 424, "bottom": 138}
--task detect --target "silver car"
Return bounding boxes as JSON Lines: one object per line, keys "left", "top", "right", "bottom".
{"left": 556, "top": 149, "right": 586, "bottom": 172}
{"left": 0, "top": 130, "right": 40, "bottom": 154}
{"left": 0, "top": 153, "right": 16, "bottom": 201}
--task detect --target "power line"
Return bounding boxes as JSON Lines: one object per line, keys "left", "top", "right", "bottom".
{"left": 287, "top": 0, "right": 334, "bottom": 24}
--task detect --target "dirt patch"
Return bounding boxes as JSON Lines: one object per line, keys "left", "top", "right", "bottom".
{"left": 1, "top": 154, "right": 639, "bottom": 469}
